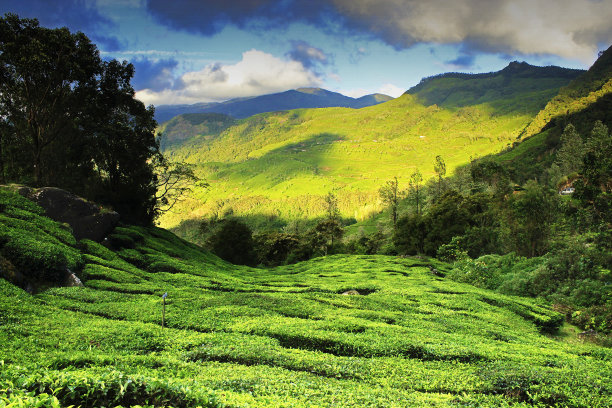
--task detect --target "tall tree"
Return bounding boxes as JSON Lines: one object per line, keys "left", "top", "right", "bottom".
{"left": 379, "top": 176, "right": 402, "bottom": 228}
{"left": 556, "top": 124, "right": 585, "bottom": 176}
{"left": 434, "top": 155, "right": 447, "bottom": 199}
{"left": 423, "top": 190, "right": 470, "bottom": 256}
{"left": 394, "top": 213, "right": 427, "bottom": 255}
{"left": 0, "top": 14, "right": 162, "bottom": 224}
{"left": 309, "top": 191, "right": 344, "bottom": 255}
{"left": 409, "top": 169, "right": 423, "bottom": 215}
{"left": 0, "top": 14, "right": 100, "bottom": 186}
{"left": 153, "top": 156, "right": 205, "bottom": 217}
{"left": 207, "top": 219, "right": 256, "bottom": 266}
{"left": 507, "top": 181, "right": 558, "bottom": 257}
{"left": 574, "top": 121, "right": 612, "bottom": 226}
{"left": 324, "top": 191, "right": 340, "bottom": 221}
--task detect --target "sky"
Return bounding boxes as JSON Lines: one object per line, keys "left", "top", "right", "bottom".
{"left": 1, "top": 0, "right": 611, "bottom": 106}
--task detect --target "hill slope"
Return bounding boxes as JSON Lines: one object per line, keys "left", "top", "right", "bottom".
{"left": 1, "top": 188, "right": 610, "bottom": 407}
{"left": 522, "top": 45, "right": 612, "bottom": 139}
{"left": 159, "top": 62, "right": 582, "bottom": 231}
{"left": 154, "top": 88, "right": 394, "bottom": 122}
{"left": 485, "top": 45, "right": 612, "bottom": 182}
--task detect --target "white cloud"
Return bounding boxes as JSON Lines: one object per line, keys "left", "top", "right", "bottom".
{"left": 136, "top": 49, "right": 322, "bottom": 105}
{"left": 339, "top": 83, "right": 404, "bottom": 98}
{"left": 377, "top": 83, "right": 404, "bottom": 98}
{"left": 333, "top": 0, "right": 612, "bottom": 62}
{"left": 341, "top": 88, "right": 371, "bottom": 98}
{"left": 327, "top": 73, "right": 342, "bottom": 82}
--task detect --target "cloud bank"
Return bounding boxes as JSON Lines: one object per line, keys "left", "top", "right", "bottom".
{"left": 130, "top": 58, "right": 179, "bottom": 92}
{"left": 286, "top": 40, "right": 331, "bottom": 72}
{"left": 146, "top": 0, "right": 612, "bottom": 62}
{"left": 135, "top": 49, "right": 321, "bottom": 105}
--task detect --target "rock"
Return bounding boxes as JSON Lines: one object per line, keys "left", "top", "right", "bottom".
{"left": 578, "top": 329, "right": 598, "bottom": 339}
{"left": 0, "top": 256, "right": 26, "bottom": 288}
{"left": 429, "top": 266, "right": 445, "bottom": 277}
{"left": 342, "top": 289, "right": 361, "bottom": 295}
{"left": 22, "top": 187, "right": 119, "bottom": 242}
{"left": 64, "top": 270, "right": 83, "bottom": 287}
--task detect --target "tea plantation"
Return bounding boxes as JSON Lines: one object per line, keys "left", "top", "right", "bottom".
{"left": 1, "top": 188, "right": 611, "bottom": 407}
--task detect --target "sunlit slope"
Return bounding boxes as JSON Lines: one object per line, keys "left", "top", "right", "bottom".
{"left": 159, "top": 63, "right": 581, "bottom": 227}
{"left": 477, "top": 46, "right": 612, "bottom": 182}
{"left": 522, "top": 45, "right": 612, "bottom": 138}
{"left": 1, "top": 190, "right": 610, "bottom": 407}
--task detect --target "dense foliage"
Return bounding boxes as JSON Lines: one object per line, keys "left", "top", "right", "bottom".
{"left": 0, "top": 14, "right": 159, "bottom": 224}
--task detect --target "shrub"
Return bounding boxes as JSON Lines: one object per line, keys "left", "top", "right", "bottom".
{"left": 207, "top": 219, "right": 256, "bottom": 266}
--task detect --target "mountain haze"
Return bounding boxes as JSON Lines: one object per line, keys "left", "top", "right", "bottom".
{"left": 153, "top": 88, "right": 394, "bottom": 122}
{"left": 158, "top": 62, "right": 583, "bottom": 235}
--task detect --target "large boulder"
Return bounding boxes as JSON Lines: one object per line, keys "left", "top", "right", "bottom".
{"left": 19, "top": 187, "right": 120, "bottom": 242}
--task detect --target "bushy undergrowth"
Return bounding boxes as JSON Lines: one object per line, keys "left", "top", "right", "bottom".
{"left": 448, "top": 247, "right": 612, "bottom": 333}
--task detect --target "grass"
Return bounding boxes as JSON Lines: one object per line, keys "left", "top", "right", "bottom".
{"left": 1, "top": 189, "right": 611, "bottom": 407}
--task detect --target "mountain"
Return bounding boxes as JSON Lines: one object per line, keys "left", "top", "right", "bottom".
{"left": 406, "top": 61, "right": 584, "bottom": 113}
{"left": 487, "top": 45, "right": 612, "bottom": 182}
{"left": 153, "top": 88, "right": 394, "bottom": 122}
{"left": 522, "top": 45, "right": 612, "bottom": 139}
{"left": 1, "top": 186, "right": 609, "bottom": 407}
{"left": 157, "top": 113, "right": 236, "bottom": 151}
{"left": 158, "top": 62, "right": 583, "bottom": 234}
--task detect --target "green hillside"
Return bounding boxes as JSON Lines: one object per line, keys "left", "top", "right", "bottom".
{"left": 1, "top": 188, "right": 611, "bottom": 407}
{"left": 522, "top": 45, "right": 612, "bottom": 139}
{"left": 157, "top": 113, "right": 237, "bottom": 151}
{"left": 483, "top": 46, "right": 612, "bottom": 182}
{"left": 159, "top": 62, "right": 582, "bottom": 232}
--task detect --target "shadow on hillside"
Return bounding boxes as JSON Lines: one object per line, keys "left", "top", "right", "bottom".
{"left": 218, "top": 132, "right": 346, "bottom": 183}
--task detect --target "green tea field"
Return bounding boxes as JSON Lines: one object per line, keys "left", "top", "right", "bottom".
{"left": 1, "top": 189, "right": 610, "bottom": 407}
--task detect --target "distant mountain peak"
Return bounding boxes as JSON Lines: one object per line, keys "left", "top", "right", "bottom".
{"left": 155, "top": 87, "right": 393, "bottom": 122}
{"left": 296, "top": 87, "right": 327, "bottom": 95}
{"left": 503, "top": 61, "right": 532, "bottom": 71}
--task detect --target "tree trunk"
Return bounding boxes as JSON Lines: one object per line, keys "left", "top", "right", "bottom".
{"left": 0, "top": 137, "right": 4, "bottom": 184}
{"left": 33, "top": 151, "right": 42, "bottom": 186}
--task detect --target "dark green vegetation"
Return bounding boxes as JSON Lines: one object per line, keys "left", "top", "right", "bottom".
{"left": 2, "top": 188, "right": 611, "bottom": 407}
{"left": 0, "top": 14, "right": 161, "bottom": 224}
{"left": 158, "top": 61, "right": 583, "bottom": 233}
{"left": 154, "top": 88, "right": 393, "bottom": 123}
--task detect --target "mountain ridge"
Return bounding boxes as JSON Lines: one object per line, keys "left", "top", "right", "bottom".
{"left": 153, "top": 87, "right": 394, "bottom": 123}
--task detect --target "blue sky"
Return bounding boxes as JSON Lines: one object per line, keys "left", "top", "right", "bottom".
{"left": 1, "top": 0, "right": 611, "bottom": 106}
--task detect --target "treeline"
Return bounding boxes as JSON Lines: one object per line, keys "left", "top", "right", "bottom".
{"left": 0, "top": 14, "right": 169, "bottom": 224}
